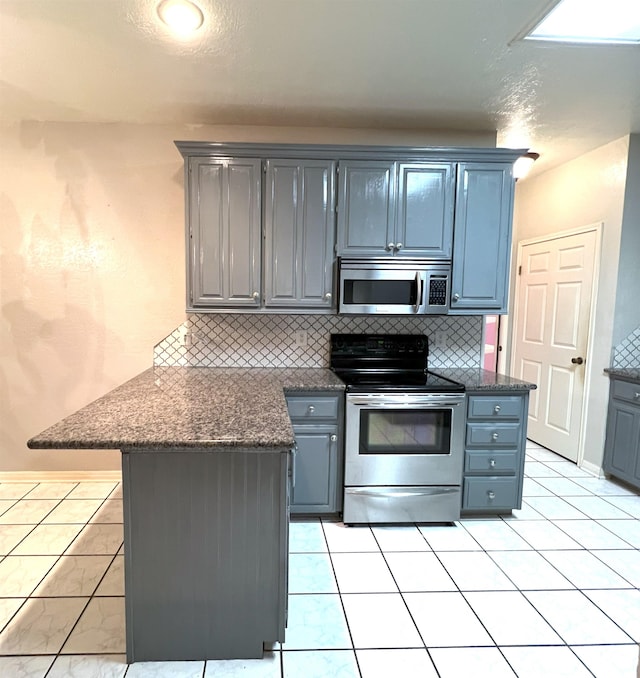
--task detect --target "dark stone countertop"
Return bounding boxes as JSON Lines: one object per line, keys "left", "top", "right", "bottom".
{"left": 27, "top": 367, "right": 345, "bottom": 452}
{"left": 604, "top": 368, "right": 640, "bottom": 384}
{"left": 431, "top": 368, "right": 537, "bottom": 391}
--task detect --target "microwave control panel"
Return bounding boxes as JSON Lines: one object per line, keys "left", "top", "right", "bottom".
{"left": 428, "top": 275, "right": 449, "bottom": 307}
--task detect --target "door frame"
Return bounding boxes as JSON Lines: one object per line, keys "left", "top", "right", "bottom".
{"left": 509, "top": 222, "right": 603, "bottom": 467}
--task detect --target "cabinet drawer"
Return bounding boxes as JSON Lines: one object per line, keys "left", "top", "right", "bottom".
{"left": 463, "top": 477, "right": 518, "bottom": 511}
{"left": 466, "top": 422, "right": 521, "bottom": 447}
{"left": 286, "top": 396, "right": 339, "bottom": 421}
{"left": 611, "top": 379, "right": 640, "bottom": 407}
{"left": 467, "top": 395, "right": 523, "bottom": 420}
{"left": 465, "top": 450, "right": 518, "bottom": 474}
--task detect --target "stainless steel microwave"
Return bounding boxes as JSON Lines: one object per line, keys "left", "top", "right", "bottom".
{"left": 338, "top": 258, "right": 451, "bottom": 315}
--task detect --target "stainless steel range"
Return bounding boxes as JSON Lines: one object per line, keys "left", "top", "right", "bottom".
{"left": 330, "top": 334, "right": 465, "bottom": 524}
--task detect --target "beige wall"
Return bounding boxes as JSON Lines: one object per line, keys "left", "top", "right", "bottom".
{"left": 0, "top": 121, "right": 495, "bottom": 472}
{"left": 509, "top": 136, "right": 630, "bottom": 472}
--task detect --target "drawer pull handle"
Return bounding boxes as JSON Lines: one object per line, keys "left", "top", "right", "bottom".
{"left": 308, "top": 405, "right": 315, "bottom": 414}
{"left": 491, "top": 432, "right": 499, "bottom": 441}
{"left": 487, "top": 491, "right": 496, "bottom": 500}
{"left": 489, "top": 459, "right": 497, "bottom": 468}
{"left": 494, "top": 404, "right": 501, "bottom": 414}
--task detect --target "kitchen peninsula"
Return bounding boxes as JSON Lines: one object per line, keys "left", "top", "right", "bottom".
{"left": 28, "top": 365, "right": 534, "bottom": 662}
{"left": 28, "top": 366, "right": 345, "bottom": 663}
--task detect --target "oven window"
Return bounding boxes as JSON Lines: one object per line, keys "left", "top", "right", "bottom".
{"left": 359, "top": 409, "right": 451, "bottom": 455}
{"left": 343, "top": 279, "right": 417, "bottom": 306}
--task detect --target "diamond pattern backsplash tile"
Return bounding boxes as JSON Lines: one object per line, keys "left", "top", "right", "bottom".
{"left": 154, "top": 314, "right": 483, "bottom": 368}
{"left": 612, "top": 326, "right": 640, "bottom": 368}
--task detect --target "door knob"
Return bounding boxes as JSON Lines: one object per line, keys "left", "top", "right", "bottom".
{"left": 571, "top": 357, "right": 584, "bottom": 365}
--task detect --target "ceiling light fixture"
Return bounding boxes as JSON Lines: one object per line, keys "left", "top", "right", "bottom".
{"left": 157, "top": 0, "right": 204, "bottom": 35}
{"left": 525, "top": 0, "right": 640, "bottom": 45}
{"left": 513, "top": 152, "right": 540, "bottom": 181}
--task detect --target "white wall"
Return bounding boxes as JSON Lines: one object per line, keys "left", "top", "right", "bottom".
{"left": 0, "top": 121, "right": 495, "bottom": 472}
{"left": 509, "top": 136, "right": 630, "bottom": 471}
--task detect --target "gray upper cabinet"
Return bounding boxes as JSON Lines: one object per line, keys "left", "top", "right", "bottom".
{"left": 336, "top": 160, "right": 396, "bottom": 257}
{"left": 450, "top": 162, "right": 514, "bottom": 313}
{"left": 396, "top": 163, "right": 455, "bottom": 258}
{"left": 188, "top": 157, "right": 262, "bottom": 308}
{"left": 264, "top": 159, "right": 336, "bottom": 309}
{"left": 336, "top": 160, "right": 455, "bottom": 258}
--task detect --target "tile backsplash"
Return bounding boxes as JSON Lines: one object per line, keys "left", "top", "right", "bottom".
{"left": 154, "top": 313, "right": 483, "bottom": 368}
{"left": 611, "top": 326, "right": 640, "bottom": 368}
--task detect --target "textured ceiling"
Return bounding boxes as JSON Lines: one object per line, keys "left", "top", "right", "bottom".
{"left": 1, "top": 0, "right": 639, "bottom": 177}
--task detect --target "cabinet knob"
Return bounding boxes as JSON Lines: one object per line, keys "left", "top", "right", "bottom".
{"left": 489, "top": 458, "right": 497, "bottom": 468}
{"left": 386, "top": 242, "right": 396, "bottom": 252}
{"left": 491, "top": 432, "right": 499, "bottom": 441}
{"left": 494, "top": 404, "right": 501, "bottom": 414}
{"left": 634, "top": 393, "right": 640, "bottom": 400}
{"left": 307, "top": 405, "right": 315, "bottom": 414}
{"left": 330, "top": 434, "right": 337, "bottom": 442}
{"left": 324, "top": 292, "right": 332, "bottom": 301}
{"left": 452, "top": 293, "right": 460, "bottom": 301}
{"left": 487, "top": 491, "right": 496, "bottom": 500}
{"left": 395, "top": 242, "right": 403, "bottom": 251}
{"left": 252, "top": 292, "right": 260, "bottom": 301}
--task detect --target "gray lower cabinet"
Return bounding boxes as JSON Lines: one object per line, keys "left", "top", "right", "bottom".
{"left": 285, "top": 392, "right": 343, "bottom": 514}
{"left": 462, "top": 391, "right": 529, "bottom": 513}
{"left": 450, "top": 162, "right": 514, "bottom": 313}
{"left": 187, "top": 157, "right": 262, "bottom": 309}
{"left": 336, "top": 160, "right": 455, "bottom": 258}
{"left": 603, "top": 377, "right": 640, "bottom": 490}
{"left": 121, "top": 447, "right": 289, "bottom": 662}
{"left": 264, "top": 159, "right": 336, "bottom": 309}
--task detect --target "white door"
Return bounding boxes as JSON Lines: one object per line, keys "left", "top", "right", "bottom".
{"left": 511, "top": 227, "right": 599, "bottom": 462}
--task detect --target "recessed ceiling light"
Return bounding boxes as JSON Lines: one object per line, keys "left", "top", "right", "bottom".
{"left": 157, "top": 0, "right": 204, "bottom": 35}
{"left": 526, "top": 0, "right": 640, "bottom": 44}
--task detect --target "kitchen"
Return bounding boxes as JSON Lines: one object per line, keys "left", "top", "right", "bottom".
{"left": 2, "top": 1, "right": 640, "bottom": 677}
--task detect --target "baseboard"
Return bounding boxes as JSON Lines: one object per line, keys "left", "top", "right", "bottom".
{"left": 579, "top": 459, "right": 603, "bottom": 478}
{"left": 0, "top": 470, "right": 122, "bottom": 482}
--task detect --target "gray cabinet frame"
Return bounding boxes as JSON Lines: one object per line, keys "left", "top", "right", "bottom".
{"left": 286, "top": 391, "right": 344, "bottom": 515}
{"left": 264, "top": 159, "right": 336, "bottom": 309}
{"left": 122, "top": 447, "right": 289, "bottom": 662}
{"left": 603, "top": 377, "right": 640, "bottom": 490}
{"left": 450, "top": 162, "right": 514, "bottom": 313}
{"left": 462, "top": 390, "right": 529, "bottom": 513}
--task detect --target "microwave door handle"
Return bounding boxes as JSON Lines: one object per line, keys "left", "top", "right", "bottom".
{"left": 413, "top": 271, "right": 423, "bottom": 313}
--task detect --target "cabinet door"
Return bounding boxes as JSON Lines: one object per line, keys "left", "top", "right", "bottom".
{"left": 336, "top": 160, "right": 396, "bottom": 257}
{"left": 291, "top": 425, "right": 338, "bottom": 514}
{"left": 604, "top": 399, "right": 640, "bottom": 489}
{"left": 188, "top": 157, "right": 262, "bottom": 308}
{"left": 450, "top": 162, "right": 514, "bottom": 313}
{"left": 264, "top": 159, "right": 336, "bottom": 308}
{"left": 396, "top": 163, "right": 454, "bottom": 257}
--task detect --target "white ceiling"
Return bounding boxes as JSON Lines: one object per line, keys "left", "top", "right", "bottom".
{"left": 1, "top": 0, "right": 639, "bottom": 178}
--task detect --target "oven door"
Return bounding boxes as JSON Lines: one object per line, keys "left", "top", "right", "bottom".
{"left": 344, "top": 393, "right": 465, "bottom": 486}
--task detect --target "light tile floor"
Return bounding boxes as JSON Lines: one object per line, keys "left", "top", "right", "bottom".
{"left": 1, "top": 442, "right": 639, "bottom": 677}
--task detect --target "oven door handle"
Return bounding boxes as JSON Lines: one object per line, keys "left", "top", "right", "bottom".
{"left": 350, "top": 487, "right": 460, "bottom": 499}
{"left": 346, "top": 395, "right": 464, "bottom": 407}
{"left": 413, "top": 271, "right": 423, "bottom": 314}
